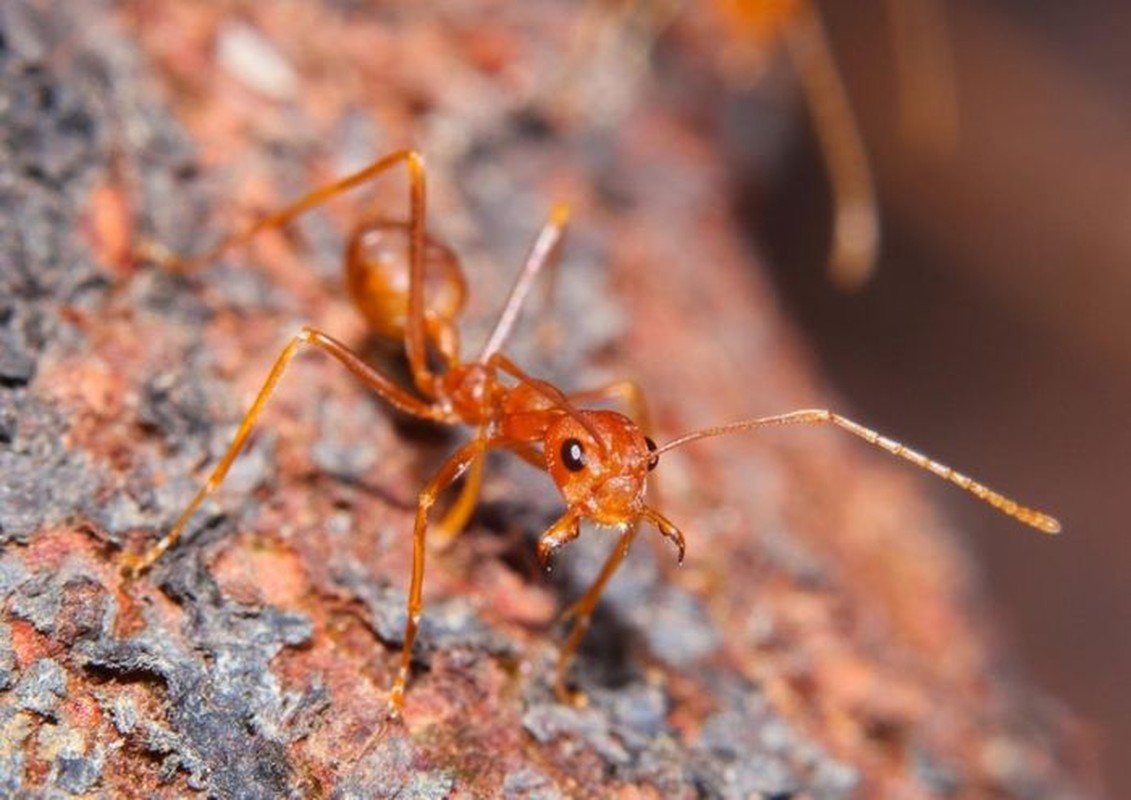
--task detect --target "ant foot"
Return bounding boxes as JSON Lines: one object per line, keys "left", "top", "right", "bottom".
{"left": 119, "top": 552, "right": 151, "bottom": 581}
{"left": 553, "top": 679, "right": 589, "bottom": 709}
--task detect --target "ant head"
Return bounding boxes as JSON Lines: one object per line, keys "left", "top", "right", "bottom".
{"left": 543, "top": 410, "right": 658, "bottom": 527}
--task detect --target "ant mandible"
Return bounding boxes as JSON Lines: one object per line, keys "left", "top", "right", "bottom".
{"left": 123, "top": 149, "right": 1059, "bottom": 714}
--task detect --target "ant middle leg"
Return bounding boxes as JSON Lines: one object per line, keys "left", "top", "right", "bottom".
{"left": 123, "top": 325, "right": 446, "bottom": 576}
{"left": 416, "top": 202, "right": 573, "bottom": 546}
{"left": 433, "top": 430, "right": 488, "bottom": 546}
{"left": 391, "top": 435, "right": 497, "bottom": 713}
{"left": 783, "top": 2, "right": 880, "bottom": 289}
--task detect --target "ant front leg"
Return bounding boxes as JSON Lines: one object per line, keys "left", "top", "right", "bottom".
{"left": 552, "top": 506, "right": 684, "bottom": 704}
{"left": 391, "top": 435, "right": 495, "bottom": 713}
{"left": 553, "top": 522, "right": 639, "bottom": 705}
{"left": 123, "top": 326, "right": 445, "bottom": 576}
{"left": 432, "top": 428, "right": 487, "bottom": 546}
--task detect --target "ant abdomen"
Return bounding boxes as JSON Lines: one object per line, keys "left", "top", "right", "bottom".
{"left": 345, "top": 220, "right": 466, "bottom": 359}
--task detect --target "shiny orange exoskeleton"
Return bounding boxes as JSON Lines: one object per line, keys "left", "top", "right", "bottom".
{"left": 125, "top": 149, "right": 1058, "bottom": 714}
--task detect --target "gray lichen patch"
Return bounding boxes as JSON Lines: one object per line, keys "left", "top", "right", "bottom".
{"left": 79, "top": 583, "right": 316, "bottom": 797}
{"left": 50, "top": 747, "right": 105, "bottom": 796}
{"left": 14, "top": 659, "right": 68, "bottom": 719}
{"left": 37, "top": 722, "right": 105, "bottom": 796}
{"left": 5, "top": 553, "right": 117, "bottom": 645}
{"left": 0, "top": 544, "right": 319, "bottom": 795}
{"left": 522, "top": 674, "right": 856, "bottom": 799}
{"left": 692, "top": 680, "right": 859, "bottom": 799}
{"left": 0, "top": 623, "right": 15, "bottom": 692}
{"left": 501, "top": 765, "right": 564, "bottom": 800}
{"left": 0, "top": 394, "right": 100, "bottom": 545}
{"left": 0, "top": 706, "right": 34, "bottom": 796}
{"left": 332, "top": 733, "right": 455, "bottom": 800}
{"left": 0, "top": 0, "right": 209, "bottom": 552}
{"left": 8, "top": 571, "right": 63, "bottom": 634}
{"left": 349, "top": 578, "right": 514, "bottom": 659}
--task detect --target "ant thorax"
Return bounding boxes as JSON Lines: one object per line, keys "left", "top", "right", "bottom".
{"left": 438, "top": 363, "right": 505, "bottom": 425}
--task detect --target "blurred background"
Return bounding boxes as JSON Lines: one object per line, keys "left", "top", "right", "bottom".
{"left": 731, "top": 0, "right": 1128, "bottom": 794}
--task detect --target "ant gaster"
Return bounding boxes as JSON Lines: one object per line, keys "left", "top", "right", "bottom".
{"left": 124, "top": 149, "right": 1059, "bottom": 714}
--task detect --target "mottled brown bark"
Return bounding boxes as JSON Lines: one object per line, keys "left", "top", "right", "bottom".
{"left": 0, "top": 1, "right": 1094, "bottom": 797}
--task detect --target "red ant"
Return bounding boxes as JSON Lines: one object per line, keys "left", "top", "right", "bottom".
{"left": 124, "top": 149, "right": 1059, "bottom": 713}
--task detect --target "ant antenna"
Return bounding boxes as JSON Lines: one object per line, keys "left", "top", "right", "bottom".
{"left": 654, "top": 409, "right": 1061, "bottom": 534}
{"left": 479, "top": 202, "right": 571, "bottom": 363}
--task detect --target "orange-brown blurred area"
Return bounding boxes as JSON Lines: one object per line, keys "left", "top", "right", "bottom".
{"left": 732, "top": 1, "right": 1129, "bottom": 794}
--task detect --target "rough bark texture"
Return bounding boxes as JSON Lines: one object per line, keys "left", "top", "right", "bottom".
{"left": 0, "top": 1, "right": 1095, "bottom": 798}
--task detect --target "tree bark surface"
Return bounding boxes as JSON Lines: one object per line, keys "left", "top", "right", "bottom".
{"left": 0, "top": 1, "right": 1094, "bottom": 797}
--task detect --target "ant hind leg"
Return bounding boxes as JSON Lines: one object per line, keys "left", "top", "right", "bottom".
{"left": 123, "top": 325, "right": 445, "bottom": 576}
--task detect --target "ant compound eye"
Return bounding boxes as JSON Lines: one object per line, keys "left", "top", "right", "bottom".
{"left": 561, "top": 438, "right": 586, "bottom": 472}
{"left": 645, "top": 437, "right": 659, "bottom": 471}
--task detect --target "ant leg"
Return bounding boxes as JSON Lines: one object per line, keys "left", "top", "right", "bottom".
{"left": 432, "top": 439, "right": 548, "bottom": 548}
{"left": 433, "top": 431, "right": 487, "bottom": 546}
{"left": 390, "top": 436, "right": 494, "bottom": 713}
{"left": 152, "top": 149, "right": 427, "bottom": 273}
{"left": 536, "top": 512, "right": 581, "bottom": 569}
{"left": 238, "top": 147, "right": 437, "bottom": 398}
{"left": 478, "top": 202, "right": 571, "bottom": 362}
{"left": 567, "top": 379, "right": 652, "bottom": 436}
{"left": 641, "top": 505, "right": 686, "bottom": 563}
{"left": 123, "top": 326, "right": 446, "bottom": 576}
{"left": 433, "top": 422, "right": 558, "bottom": 548}
{"left": 149, "top": 147, "right": 442, "bottom": 405}
{"left": 553, "top": 523, "right": 640, "bottom": 704}
{"left": 551, "top": 507, "right": 682, "bottom": 703}
{"left": 783, "top": 2, "right": 880, "bottom": 289}
{"left": 884, "top": 0, "right": 958, "bottom": 157}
